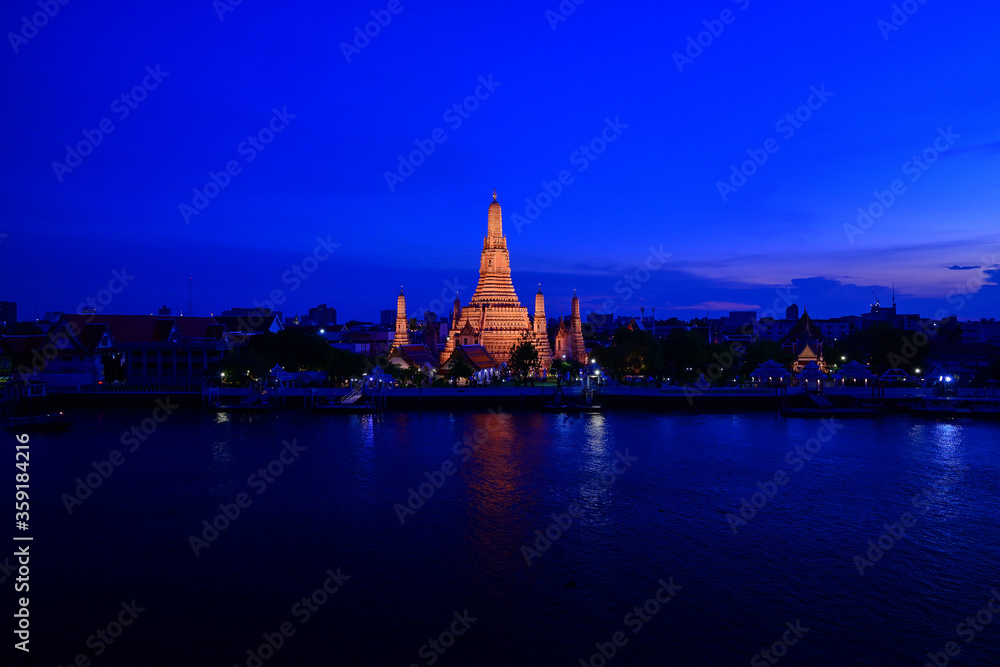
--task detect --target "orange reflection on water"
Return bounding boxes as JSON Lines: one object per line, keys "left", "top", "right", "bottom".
{"left": 459, "top": 411, "right": 550, "bottom": 589}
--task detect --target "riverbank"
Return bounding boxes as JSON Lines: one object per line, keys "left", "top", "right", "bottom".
{"left": 15, "top": 384, "right": 991, "bottom": 416}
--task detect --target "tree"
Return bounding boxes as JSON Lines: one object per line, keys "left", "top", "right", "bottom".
{"left": 508, "top": 333, "right": 541, "bottom": 380}
{"left": 661, "top": 329, "right": 710, "bottom": 384}
{"left": 448, "top": 354, "right": 475, "bottom": 384}
{"left": 209, "top": 329, "right": 369, "bottom": 385}
{"left": 740, "top": 340, "right": 794, "bottom": 381}
{"left": 328, "top": 348, "right": 369, "bottom": 385}
{"left": 832, "top": 323, "right": 929, "bottom": 376}
{"left": 977, "top": 357, "right": 1000, "bottom": 386}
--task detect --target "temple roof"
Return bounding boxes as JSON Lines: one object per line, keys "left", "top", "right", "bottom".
{"left": 392, "top": 344, "right": 440, "bottom": 370}
{"left": 783, "top": 310, "right": 825, "bottom": 344}
{"left": 454, "top": 345, "right": 499, "bottom": 370}
{"left": 834, "top": 360, "right": 877, "bottom": 380}
{"left": 795, "top": 361, "right": 828, "bottom": 379}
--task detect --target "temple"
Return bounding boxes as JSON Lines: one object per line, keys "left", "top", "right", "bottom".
{"left": 782, "top": 310, "right": 828, "bottom": 373}
{"left": 397, "top": 192, "right": 587, "bottom": 373}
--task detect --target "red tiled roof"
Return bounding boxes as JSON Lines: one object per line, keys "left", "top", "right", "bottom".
{"left": 395, "top": 344, "right": 439, "bottom": 370}
{"left": 457, "top": 345, "right": 498, "bottom": 370}
{"left": 0, "top": 335, "right": 48, "bottom": 355}
{"left": 61, "top": 314, "right": 174, "bottom": 344}
{"left": 215, "top": 315, "right": 277, "bottom": 334}
{"left": 59, "top": 314, "right": 221, "bottom": 344}
{"left": 79, "top": 323, "right": 110, "bottom": 349}
{"left": 783, "top": 311, "right": 825, "bottom": 344}
{"left": 172, "top": 317, "right": 221, "bottom": 339}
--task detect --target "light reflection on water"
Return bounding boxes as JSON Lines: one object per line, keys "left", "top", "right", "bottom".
{"left": 30, "top": 408, "right": 1000, "bottom": 665}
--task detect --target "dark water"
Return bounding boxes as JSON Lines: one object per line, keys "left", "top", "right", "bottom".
{"left": 13, "top": 406, "right": 1000, "bottom": 666}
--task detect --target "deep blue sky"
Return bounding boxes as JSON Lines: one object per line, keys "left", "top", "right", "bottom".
{"left": 2, "top": 0, "right": 999, "bottom": 323}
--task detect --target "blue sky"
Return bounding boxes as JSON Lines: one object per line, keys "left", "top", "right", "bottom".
{"left": 1, "top": 0, "right": 998, "bottom": 323}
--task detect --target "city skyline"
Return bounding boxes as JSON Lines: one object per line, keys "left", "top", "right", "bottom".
{"left": 3, "top": 1, "right": 999, "bottom": 321}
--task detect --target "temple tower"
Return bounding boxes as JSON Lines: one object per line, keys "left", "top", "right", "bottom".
{"left": 533, "top": 285, "right": 553, "bottom": 364}
{"left": 470, "top": 190, "right": 520, "bottom": 306}
{"left": 436, "top": 192, "right": 551, "bottom": 370}
{"left": 554, "top": 317, "right": 570, "bottom": 359}
{"left": 569, "top": 291, "right": 587, "bottom": 363}
{"left": 394, "top": 287, "right": 410, "bottom": 348}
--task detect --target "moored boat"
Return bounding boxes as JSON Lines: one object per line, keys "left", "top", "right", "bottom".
{"left": 2, "top": 411, "right": 73, "bottom": 432}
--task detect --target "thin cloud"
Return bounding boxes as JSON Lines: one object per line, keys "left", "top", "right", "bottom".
{"left": 674, "top": 301, "right": 763, "bottom": 311}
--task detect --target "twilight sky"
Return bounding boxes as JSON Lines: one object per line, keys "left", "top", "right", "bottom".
{"left": 2, "top": 0, "right": 998, "bottom": 323}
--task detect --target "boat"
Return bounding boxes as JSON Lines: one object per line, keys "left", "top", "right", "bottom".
{"left": 2, "top": 411, "right": 73, "bottom": 432}
{"left": 910, "top": 396, "right": 998, "bottom": 418}
{"left": 208, "top": 388, "right": 280, "bottom": 412}
{"left": 542, "top": 387, "right": 603, "bottom": 413}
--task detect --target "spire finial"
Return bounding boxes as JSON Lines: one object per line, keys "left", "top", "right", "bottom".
{"left": 492, "top": 188, "right": 497, "bottom": 201}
